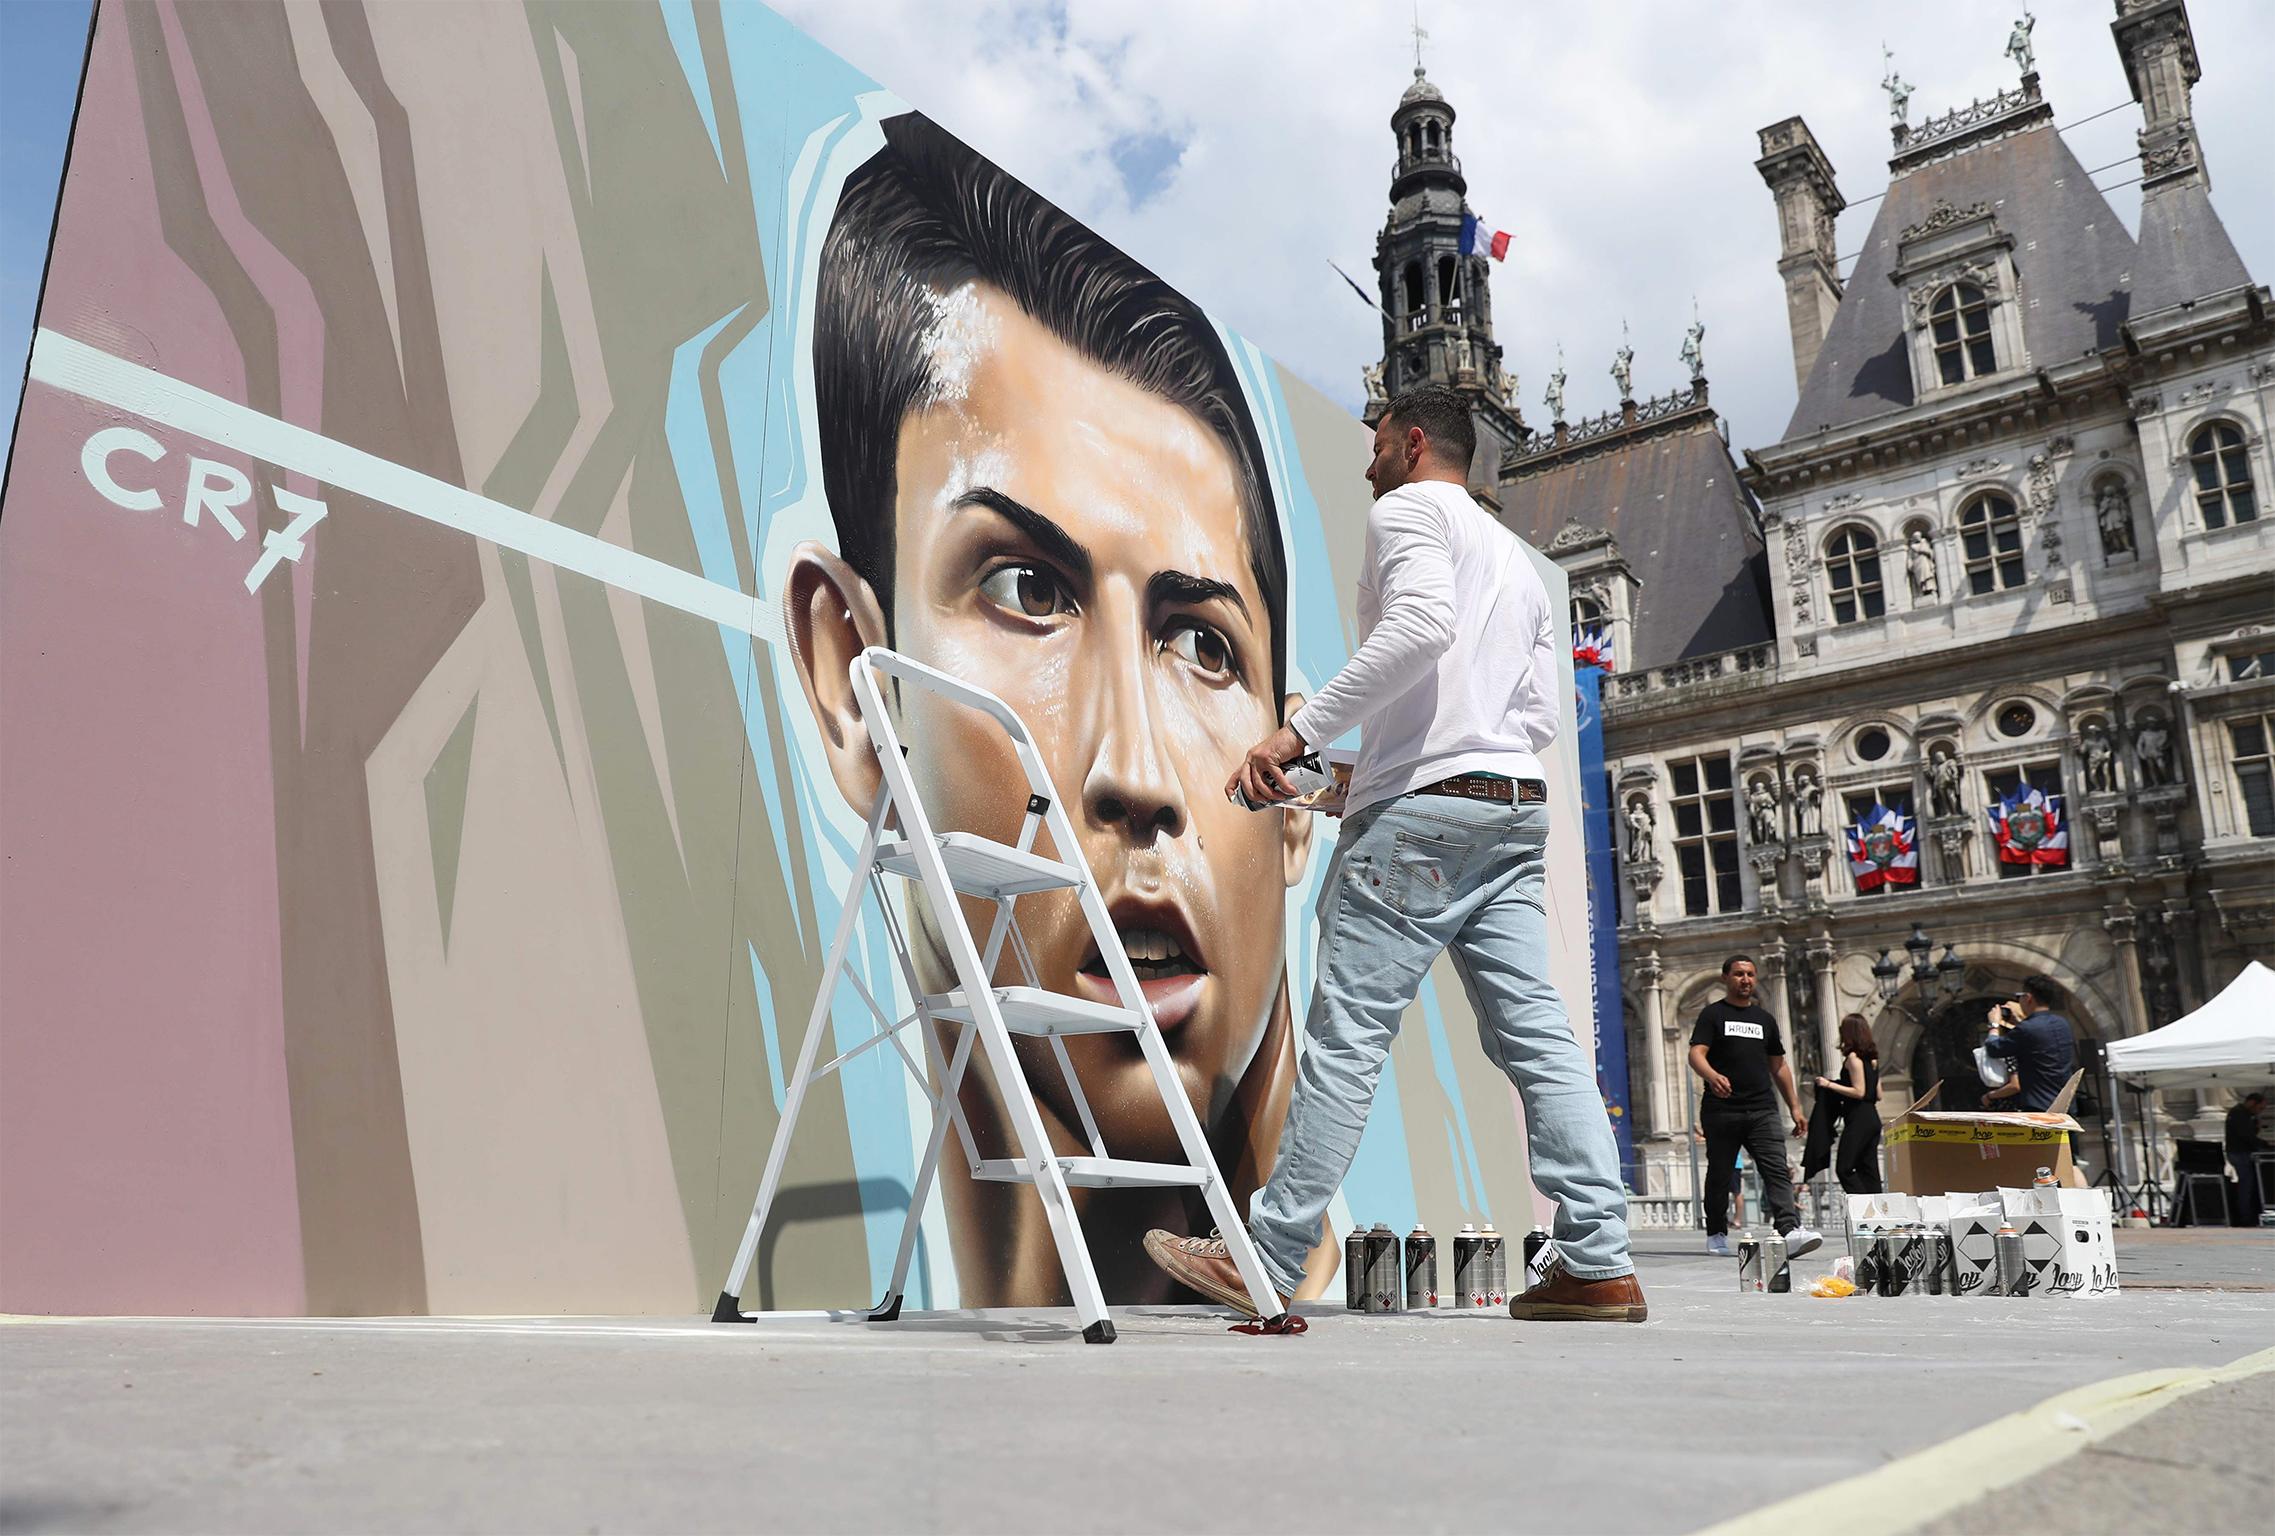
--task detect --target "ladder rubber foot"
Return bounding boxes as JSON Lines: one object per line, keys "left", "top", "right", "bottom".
{"left": 868, "top": 1293, "right": 904, "bottom": 1323}
{"left": 1082, "top": 1319, "right": 1117, "bottom": 1344}
{"left": 712, "top": 1290, "right": 752, "bottom": 1324}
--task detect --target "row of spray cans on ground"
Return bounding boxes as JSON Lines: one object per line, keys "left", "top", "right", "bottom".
{"left": 1738, "top": 1226, "right": 2019, "bottom": 1297}
{"left": 1344, "top": 1222, "right": 1548, "bottom": 1312}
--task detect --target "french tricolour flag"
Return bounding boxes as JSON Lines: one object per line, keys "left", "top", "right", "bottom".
{"left": 1460, "top": 211, "right": 1511, "bottom": 262}
{"left": 1572, "top": 622, "right": 1614, "bottom": 672}
{"left": 1845, "top": 802, "right": 1920, "bottom": 892}
{"left": 1988, "top": 785, "right": 2070, "bottom": 867}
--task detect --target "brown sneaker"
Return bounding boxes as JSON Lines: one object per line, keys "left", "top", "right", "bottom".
{"left": 1142, "top": 1230, "right": 1288, "bottom": 1320}
{"left": 1507, "top": 1252, "right": 1648, "bottom": 1323}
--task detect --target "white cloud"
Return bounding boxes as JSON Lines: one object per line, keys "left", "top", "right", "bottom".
{"left": 771, "top": 0, "right": 2274, "bottom": 458}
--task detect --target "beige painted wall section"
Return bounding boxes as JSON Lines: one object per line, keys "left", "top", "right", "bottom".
{"left": 367, "top": 550, "right": 697, "bottom": 1314}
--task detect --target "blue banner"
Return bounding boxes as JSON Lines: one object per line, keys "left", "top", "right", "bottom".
{"left": 1575, "top": 667, "right": 1636, "bottom": 1189}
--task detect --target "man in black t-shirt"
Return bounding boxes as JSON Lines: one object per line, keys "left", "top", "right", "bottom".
{"left": 1689, "top": 955, "right": 1821, "bottom": 1259}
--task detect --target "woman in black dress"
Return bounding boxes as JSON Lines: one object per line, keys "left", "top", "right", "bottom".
{"left": 1813, "top": 1013, "right": 1883, "bottom": 1194}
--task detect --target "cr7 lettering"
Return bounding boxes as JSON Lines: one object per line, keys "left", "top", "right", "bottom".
{"left": 81, "top": 426, "right": 328, "bottom": 593}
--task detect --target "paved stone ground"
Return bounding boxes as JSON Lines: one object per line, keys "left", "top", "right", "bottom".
{"left": 2, "top": 1230, "right": 2268, "bottom": 1535}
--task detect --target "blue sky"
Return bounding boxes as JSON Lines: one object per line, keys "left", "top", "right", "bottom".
{"left": 0, "top": 0, "right": 91, "bottom": 468}
{"left": 3, "top": 3, "right": 2271, "bottom": 469}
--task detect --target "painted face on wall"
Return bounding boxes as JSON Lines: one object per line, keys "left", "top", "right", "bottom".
{"left": 789, "top": 282, "right": 1310, "bottom": 1165}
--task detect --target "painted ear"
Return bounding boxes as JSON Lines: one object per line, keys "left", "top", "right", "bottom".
{"left": 1279, "top": 693, "right": 1315, "bottom": 886}
{"left": 785, "top": 541, "right": 889, "bottom": 813}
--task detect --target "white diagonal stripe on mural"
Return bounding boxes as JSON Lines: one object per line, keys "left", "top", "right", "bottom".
{"left": 28, "top": 327, "right": 766, "bottom": 638}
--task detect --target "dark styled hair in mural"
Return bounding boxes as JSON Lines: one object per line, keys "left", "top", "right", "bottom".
{"left": 814, "top": 111, "right": 1289, "bottom": 698}
{"left": 1383, "top": 384, "right": 1476, "bottom": 467}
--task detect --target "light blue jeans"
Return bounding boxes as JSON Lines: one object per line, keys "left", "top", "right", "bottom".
{"left": 1250, "top": 792, "right": 1634, "bottom": 1289}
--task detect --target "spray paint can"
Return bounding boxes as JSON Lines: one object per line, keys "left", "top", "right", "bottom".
{"left": 1404, "top": 1224, "right": 1439, "bottom": 1310}
{"left": 1896, "top": 1224, "right": 1929, "bottom": 1297}
{"left": 1363, "top": 1222, "right": 1402, "bottom": 1313}
{"left": 1853, "top": 1230, "right": 1881, "bottom": 1294}
{"left": 1872, "top": 1232, "right": 1901, "bottom": 1297}
{"left": 1763, "top": 1232, "right": 1791, "bottom": 1293}
{"left": 1480, "top": 1224, "right": 1507, "bottom": 1307}
{"left": 1925, "top": 1226, "right": 1953, "bottom": 1296}
{"left": 1523, "top": 1225, "right": 1550, "bottom": 1286}
{"left": 2033, "top": 1166, "right": 2057, "bottom": 1188}
{"left": 1344, "top": 1223, "right": 1368, "bottom": 1311}
{"left": 1452, "top": 1224, "right": 1486, "bottom": 1309}
{"left": 1994, "top": 1221, "right": 2029, "bottom": 1297}
{"left": 1737, "top": 1233, "right": 1765, "bottom": 1292}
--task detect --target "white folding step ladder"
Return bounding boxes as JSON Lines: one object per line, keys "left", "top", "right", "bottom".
{"left": 714, "top": 646, "right": 1284, "bottom": 1342}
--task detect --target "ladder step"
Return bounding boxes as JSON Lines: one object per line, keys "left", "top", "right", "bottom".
{"left": 971, "top": 1157, "right": 1211, "bottom": 1189}
{"left": 876, "top": 832, "right": 1082, "bottom": 897}
{"left": 925, "top": 986, "right": 1141, "bottom": 1037}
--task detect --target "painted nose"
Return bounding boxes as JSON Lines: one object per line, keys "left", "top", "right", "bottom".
{"left": 1081, "top": 629, "right": 1187, "bottom": 847}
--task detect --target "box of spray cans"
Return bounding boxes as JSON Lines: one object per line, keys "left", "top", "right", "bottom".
{"left": 1998, "top": 1179, "right": 2119, "bottom": 1297}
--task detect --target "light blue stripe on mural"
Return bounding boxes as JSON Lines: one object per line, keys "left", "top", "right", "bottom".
{"left": 1417, "top": 982, "right": 1493, "bottom": 1223}
{"left": 662, "top": 305, "right": 807, "bottom": 949}
{"left": 747, "top": 941, "right": 787, "bottom": 1110}
{"left": 1216, "top": 333, "right": 1417, "bottom": 1234}
{"left": 658, "top": 0, "right": 724, "bottom": 170}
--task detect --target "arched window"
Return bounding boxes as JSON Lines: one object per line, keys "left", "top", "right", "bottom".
{"left": 1959, "top": 493, "right": 2026, "bottom": 595}
{"left": 1930, "top": 282, "right": 1996, "bottom": 385}
{"left": 1406, "top": 125, "right": 1421, "bottom": 160}
{"left": 1571, "top": 593, "right": 1604, "bottom": 630}
{"left": 1437, "top": 255, "right": 1460, "bottom": 324}
{"left": 1424, "top": 121, "right": 1441, "bottom": 155}
{"left": 2189, "top": 421, "right": 2259, "bottom": 529}
{"left": 1824, "top": 525, "right": 1885, "bottom": 624}
{"left": 1400, "top": 262, "right": 1424, "bottom": 329}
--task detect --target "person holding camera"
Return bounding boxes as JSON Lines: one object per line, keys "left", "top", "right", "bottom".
{"left": 1981, "top": 975, "right": 2077, "bottom": 1112}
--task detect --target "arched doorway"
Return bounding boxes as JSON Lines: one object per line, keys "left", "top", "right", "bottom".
{"left": 1906, "top": 995, "right": 2009, "bottom": 1112}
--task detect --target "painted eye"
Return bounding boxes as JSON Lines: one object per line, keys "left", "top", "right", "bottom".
{"left": 979, "top": 564, "right": 1070, "bottom": 619}
{"left": 1166, "top": 619, "right": 1233, "bottom": 677}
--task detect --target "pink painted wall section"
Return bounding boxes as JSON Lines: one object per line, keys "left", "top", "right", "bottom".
{"left": 0, "top": 9, "right": 305, "bottom": 1314}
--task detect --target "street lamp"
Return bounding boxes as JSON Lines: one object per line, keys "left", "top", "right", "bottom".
{"left": 1873, "top": 924, "right": 1965, "bottom": 1005}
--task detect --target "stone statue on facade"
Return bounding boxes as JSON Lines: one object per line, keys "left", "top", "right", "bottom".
{"left": 1362, "top": 360, "right": 1387, "bottom": 407}
{"left": 1545, "top": 358, "right": 1568, "bottom": 423}
{"left": 2096, "top": 480, "right": 2135, "bottom": 558}
{"left": 1452, "top": 330, "right": 1474, "bottom": 377}
{"left": 2006, "top": 8, "right": 2036, "bottom": 75}
{"left": 1680, "top": 318, "right": 1706, "bottom": 384}
{"left": 2082, "top": 721, "right": 2117, "bottom": 794}
{"left": 1610, "top": 337, "right": 1634, "bottom": 401}
{"left": 1624, "top": 796, "right": 1655, "bottom": 862}
{"left": 1497, "top": 367, "right": 1520, "bottom": 412}
{"left": 1747, "top": 778, "right": 1781, "bottom": 845}
{"left": 1907, "top": 528, "right": 1939, "bottom": 599}
{"left": 2133, "top": 717, "right": 2176, "bottom": 786}
{"left": 1793, "top": 771, "right": 1824, "bottom": 837}
{"left": 1883, "top": 46, "right": 1912, "bottom": 126}
{"left": 1929, "top": 747, "right": 1964, "bottom": 818}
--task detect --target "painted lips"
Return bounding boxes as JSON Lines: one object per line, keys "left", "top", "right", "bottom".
{"left": 1075, "top": 903, "right": 1208, "bottom": 1030}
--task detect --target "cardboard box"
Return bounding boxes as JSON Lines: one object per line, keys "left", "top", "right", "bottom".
{"left": 1948, "top": 1202, "right": 2002, "bottom": 1297}
{"left": 1882, "top": 1074, "right": 2085, "bottom": 1196}
{"left": 1999, "top": 1185, "right": 2119, "bottom": 1297}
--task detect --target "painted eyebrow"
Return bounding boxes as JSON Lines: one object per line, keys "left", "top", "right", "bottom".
{"left": 1147, "top": 569, "right": 1249, "bottom": 621}
{"left": 952, "top": 487, "right": 1093, "bottom": 587}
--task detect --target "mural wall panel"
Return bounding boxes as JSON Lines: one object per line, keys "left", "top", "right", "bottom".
{"left": 0, "top": 0, "right": 1589, "bottom": 1316}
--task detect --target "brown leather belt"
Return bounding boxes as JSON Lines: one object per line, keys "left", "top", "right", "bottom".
{"left": 1414, "top": 775, "right": 1546, "bottom": 804}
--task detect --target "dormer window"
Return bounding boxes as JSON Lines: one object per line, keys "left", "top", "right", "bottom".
{"left": 1825, "top": 525, "right": 1885, "bottom": 624}
{"left": 1930, "top": 283, "right": 1996, "bottom": 384}
{"left": 1892, "top": 200, "right": 2025, "bottom": 398}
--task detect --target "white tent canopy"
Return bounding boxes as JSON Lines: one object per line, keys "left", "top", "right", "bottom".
{"left": 2104, "top": 960, "right": 2275, "bottom": 1091}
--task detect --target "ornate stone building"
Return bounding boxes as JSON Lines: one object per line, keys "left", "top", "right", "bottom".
{"left": 1367, "top": 3, "right": 2273, "bottom": 1201}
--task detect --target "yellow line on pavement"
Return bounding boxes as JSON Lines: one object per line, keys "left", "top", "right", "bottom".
{"left": 1693, "top": 1344, "right": 2275, "bottom": 1536}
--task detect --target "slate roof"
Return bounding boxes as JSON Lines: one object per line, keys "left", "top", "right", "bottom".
{"left": 2131, "top": 178, "right": 2255, "bottom": 317}
{"left": 1499, "top": 413, "right": 1775, "bottom": 671}
{"left": 1785, "top": 121, "right": 2136, "bottom": 439}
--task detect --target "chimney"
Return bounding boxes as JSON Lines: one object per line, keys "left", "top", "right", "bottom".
{"left": 2112, "top": 0, "right": 2209, "bottom": 191}
{"left": 1755, "top": 116, "right": 1846, "bottom": 393}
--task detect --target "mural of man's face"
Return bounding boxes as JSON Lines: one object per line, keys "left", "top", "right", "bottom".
{"left": 791, "top": 282, "right": 1310, "bottom": 1159}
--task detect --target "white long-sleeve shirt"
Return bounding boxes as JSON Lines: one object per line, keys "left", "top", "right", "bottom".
{"left": 1290, "top": 479, "right": 1559, "bottom": 816}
